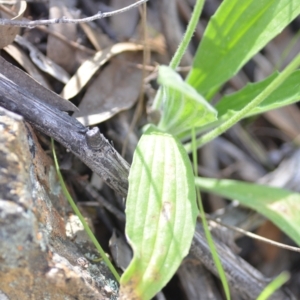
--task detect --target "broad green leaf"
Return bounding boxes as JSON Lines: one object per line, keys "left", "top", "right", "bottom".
{"left": 120, "top": 126, "right": 198, "bottom": 300}
{"left": 216, "top": 70, "right": 300, "bottom": 119}
{"left": 187, "top": 0, "right": 300, "bottom": 95}
{"left": 157, "top": 66, "right": 217, "bottom": 137}
{"left": 195, "top": 177, "right": 300, "bottom": 246}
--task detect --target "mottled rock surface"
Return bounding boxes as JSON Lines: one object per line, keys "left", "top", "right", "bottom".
{"left": 0, "top": 107, "right": 118, "bottom": 300}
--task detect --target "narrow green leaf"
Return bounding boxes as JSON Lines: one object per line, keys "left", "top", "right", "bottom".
{"left": 191, "top": 129, "right": 231, "bottom": 300}
{"left": 187, "top": 0, "right": 300, "bottom": 94}
{"left": 152, "top": 0, "right": 205, "bottom": 111}
{"left": 195, "top": 177, "right": 300, "bottom": 246}
{"left": 216, "top": 70, "right": 300, "bottom": 119}
{"left": 257, "top": 272, "right": 290, "bottom": 300}
{"left": 120, "top": 126, "right": 198, "bottom": 300}
{"left": 51, "top": 139, "right": 120, "bottom": 281}
{"left": 169, "top": 0, "right": 205, "bottom": 70}
{"left": 157, "top": 66, "right": 217, "bottom": 137}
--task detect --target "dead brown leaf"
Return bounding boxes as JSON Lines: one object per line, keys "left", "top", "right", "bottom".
{"left": 0, "top": 1, "right": 26, "bottom": 49}
{"left": 4, "top": 43, "right": 51, "bottom": 89}
{"left": 110, "top": 0, "right": 140, "bottom": 40}
{"left": 79, "top": 21, "right": 113, "bottom": 51}
{"left": 74, "top": 53, "right": 143, "bottom": 126}
{"left": 15, "top": 35, "right": 71, "bottom": 84}
{"left": 60, "top": 42, "right": 143, "bottom": 100}
{"left": 47, "top": 0, "right": 78, "bottom": 73}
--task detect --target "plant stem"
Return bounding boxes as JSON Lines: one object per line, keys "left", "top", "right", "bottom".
{"left": 51, "top": 139, "right": 120, "bottom": 282}
{"left": 169, "top": 0, "right": 205, "bottom": 70}
{"left": 152, "top": 0, "right": 205, "bottom": 110}
{"left": 185, "top": 53, "right": 300, "bottom": 152}
{"left": 191, "top": 128, "right": 231, "bottom": 300}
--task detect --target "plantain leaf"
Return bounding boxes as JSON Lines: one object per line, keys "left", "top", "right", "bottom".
{"left": 187, "top": 0, "right": 300, "bottom": 95}
{"left": 215, "top": 70, "right": 300, "bottom": 119}
{"left": 120, "top": 125, "right": 198, "bottom": 300}
{"left": 157, "top": 66, "right": 217, "bottom": 137}
{"left": 195, "top": 177, "right": 300, "bottom": 246}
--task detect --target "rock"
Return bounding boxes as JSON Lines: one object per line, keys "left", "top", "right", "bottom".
{"left": 0, "top": 107, "right": 118, "bottom": 300}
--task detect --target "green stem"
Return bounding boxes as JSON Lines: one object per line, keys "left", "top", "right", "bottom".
{"left": 51, "top": 139, "right": 120, "bottom": 282}
{"left": 169, "top": 0, "right": 205, "bottom": 70}
{"left": 152, "top": 0, "right": 205, "bottom": 110}
{"left": 191, "top": 128, "right": 231, "bottom": 300}
{"left": 185, "top": 53, "right": 300, "bottom": 152}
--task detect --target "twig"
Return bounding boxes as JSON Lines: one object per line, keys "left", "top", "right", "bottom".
{"left": 0, "top": 3, "right": 96, "bottom": 55}
{"left": 0, "top": 57, "right": 130, "bottom": 197}
{"left": 0, "top": 1, "right": 48, "bottom": 2}
{"left": 34, "top": 25, "right": 96, "bottom": 55}
{"left": 191, "top": 224, "right": 292, "bottom": 300}
{"left": 206, "top": 215, "right": 300, "bottom": 253}
{"left": 0, "top": 0, "right": 149, "bottom": 27}
{"left": 74, "top": 176, "right": 126, "bottom": 222}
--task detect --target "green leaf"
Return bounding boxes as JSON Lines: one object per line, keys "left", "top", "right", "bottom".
{"left": 257, "top": 272, "right": 290, "bottom": 300}
{"left": 216, "top": 70, "right": 300, "bottom": 119}
{"left": 187, "top": 0, "right": 300, "bottom": 95}
{"left": 120, "top": 126, "right": 198, "bottom": 300}
{"left": 157, "top": 66, "right": 217, "bottom": 137}
{"left": 195, "top": 177, "right": 300, "bottom": 246}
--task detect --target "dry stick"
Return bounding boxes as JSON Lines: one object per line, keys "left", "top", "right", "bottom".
{"left": 0, "top": 4, "right": 96, "bottom": 55}
{"left": 74, "top": 176, "right": 126, "bottom": 222}
{"left": 1, "top": 1, "right": 49, "bottom": 2}
{"left": 0, "top": 72, "right": 130, "bottom": 197}
{"left": 206, "top": 215, "right": 300, "bottom": 253}
{"left": 191, "top": 224, "right": 292, "bottom": 300}
{"left": 36, "top": 26, "right": 96, "bottom": 55}
{"left": 0, "top": 0, "right": 149, "bottom": 27}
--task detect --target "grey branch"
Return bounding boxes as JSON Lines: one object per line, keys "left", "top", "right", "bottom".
{"left": 0, "top": 0, "right": 149, "bottom": 28}
{"left": 0, "top": 57, "right": 130, "bottom": 197}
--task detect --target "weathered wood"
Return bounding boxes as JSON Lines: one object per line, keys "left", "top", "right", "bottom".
{"left": 191, "top": 224, "right": 295, "bottom": 300}
{"left": 0, "top": 58, "right": 130, "bottom": 197}
{"left": 0, "top": 56, "right": 78, "bottom": 112}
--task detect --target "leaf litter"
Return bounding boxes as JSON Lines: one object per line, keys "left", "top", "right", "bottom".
{"left": 1, "top": 0, "right": 300, "bottom": 299}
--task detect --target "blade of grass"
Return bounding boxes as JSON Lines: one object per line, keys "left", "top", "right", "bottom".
{"left": 257, "top": 272, "right": 290, "bottom": 300}
{"left": 152, "top": 0, "right": 205, "bottom": 110}
{"left": 185, "top": 52, "right": 300, "bottom": 152}
{"left": 191, "top": 128, "right": 231, "bottom": 300}
{"left": 51, "top": 138, "right": 120, "bottom": 282}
